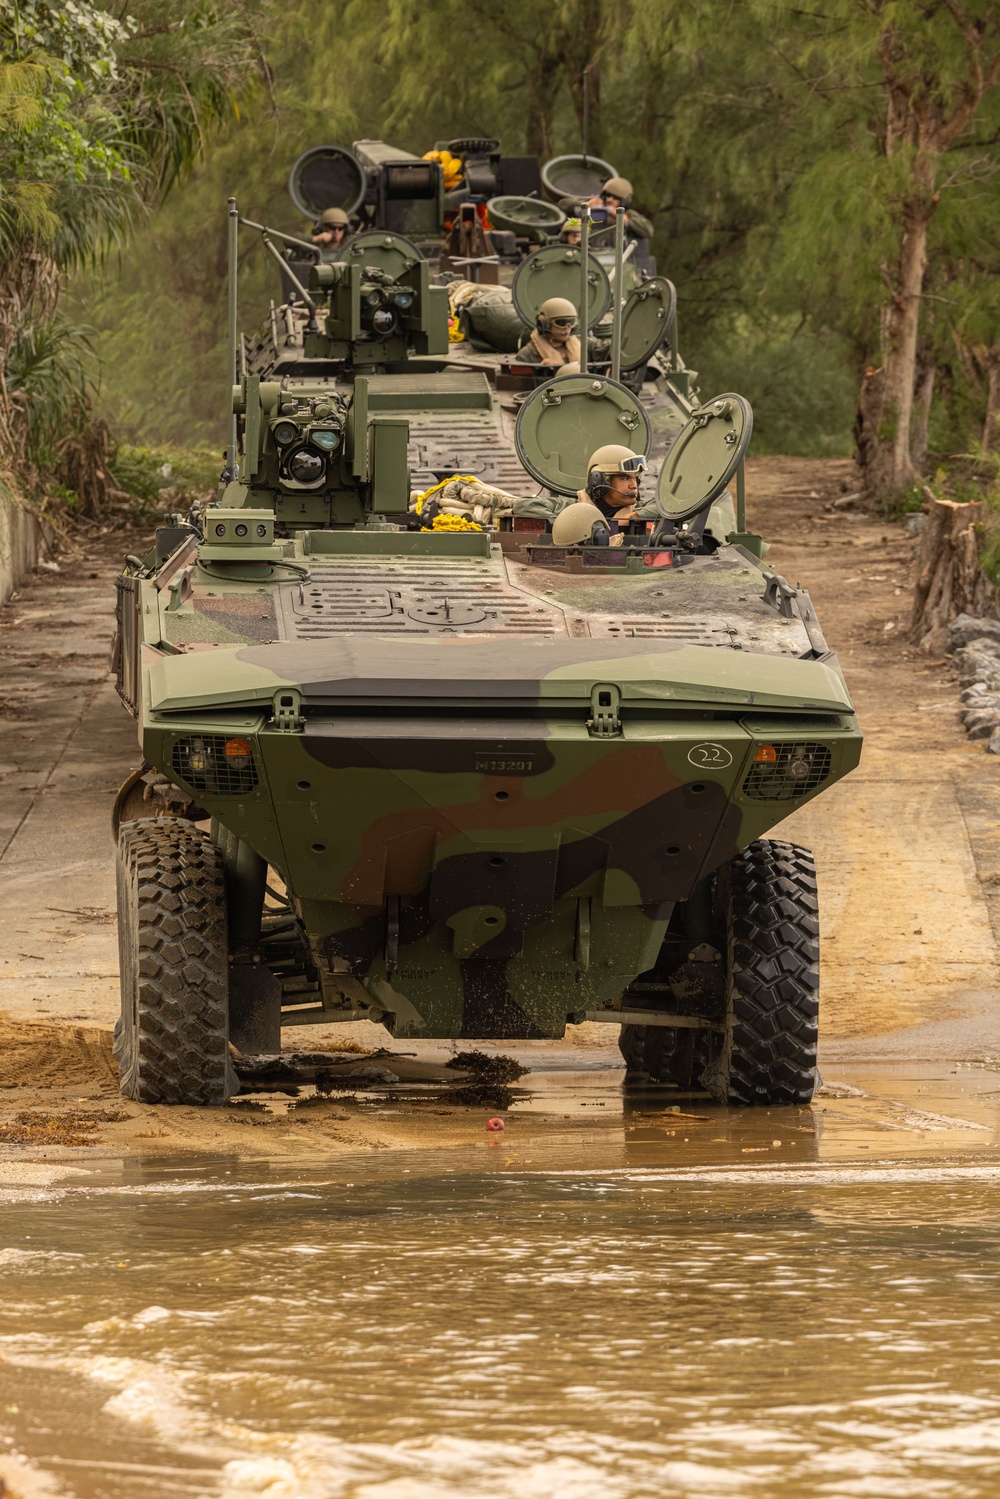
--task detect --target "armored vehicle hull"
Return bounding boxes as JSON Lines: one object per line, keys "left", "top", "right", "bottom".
{"left": 115, "top": 516, "right": 860, "bottom": 1103}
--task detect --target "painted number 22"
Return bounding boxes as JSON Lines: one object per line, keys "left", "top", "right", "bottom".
{"left": 687, "top": 742, "right": 734, "bottom": 769}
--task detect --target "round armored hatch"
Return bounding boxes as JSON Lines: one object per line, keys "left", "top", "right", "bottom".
{"left": 407, "top": 599, "right": 488, "bottom": 627}
{"left": 656, "top": 393, "right": 753, "bottom": 522}
{"left": 541, "top": 153, "right": 617, "bottom": 205}
{"left": 619, "top": 277, "right": 677, "bottom": 370}
{"left": 336, "top": 230, "right": 423, "bottom": 280}
{"left": 487, "top": 195, "right": 565, "bottom": 241}
{"left": 288, "top": 144, "right": 366, "bottom": 218}
{"left": 514, "top": 374, "right": 652, "bottom": 497}
{"left": 511, "top": 245, "right": 611, "bottom": 330}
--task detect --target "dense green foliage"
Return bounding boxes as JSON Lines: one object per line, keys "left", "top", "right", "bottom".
{"left": 0, "top": 0, "right": 264, "bottom": 506}
{"left": 12, "top": 1, "right": 1000, "bottom": 487}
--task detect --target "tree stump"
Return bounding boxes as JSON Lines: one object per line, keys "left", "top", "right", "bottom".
{"left": 911, "top": 493, "right": 998, "bottom": 652}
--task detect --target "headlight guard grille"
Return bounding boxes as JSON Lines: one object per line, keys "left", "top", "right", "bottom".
{"left": 171, "top": 734, "right": 258, "bottom": 796}
{"left": 742, "top": 742, "right": 832, "bottom": 801}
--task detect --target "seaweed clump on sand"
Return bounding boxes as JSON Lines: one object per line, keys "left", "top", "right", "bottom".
{"left": 442, "top": 1050, "right": 527, "bottom": 1108}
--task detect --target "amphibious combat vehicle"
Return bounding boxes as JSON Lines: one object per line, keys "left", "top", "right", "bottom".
{"left": 110, "top": 205, "right": 862, "bottom": 1109}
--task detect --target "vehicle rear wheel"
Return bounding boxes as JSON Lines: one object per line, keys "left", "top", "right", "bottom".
{"left": 618, "top": 1021, "right": 709, "bottom": 1089}
{"left": 114, "top": 817, "right": 238, "bottom": 1104}
{"left": 619, "top": 839, "right": 820, "bottom": 1106}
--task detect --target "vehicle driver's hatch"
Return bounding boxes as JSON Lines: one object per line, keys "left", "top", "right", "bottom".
{"left": 656, "top": 393, "right": 753, "bottom": 522}
{"left": 514, "top": 372, "right": 652, "bottom": 496}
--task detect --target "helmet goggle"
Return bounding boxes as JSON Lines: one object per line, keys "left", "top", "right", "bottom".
{"left": 548, "top": 316, "right": 576, "bottom": 329}
{"left": 618, "top": 454, "right": 648, "bottom": 474}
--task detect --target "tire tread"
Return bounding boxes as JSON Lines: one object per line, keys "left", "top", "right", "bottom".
{"left": 115, "top": 818, "right": 237, "bottom": 1105}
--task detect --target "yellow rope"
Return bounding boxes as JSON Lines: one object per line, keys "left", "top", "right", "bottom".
{"left": 412, "top": 475, "right": 480, "bottom": 514}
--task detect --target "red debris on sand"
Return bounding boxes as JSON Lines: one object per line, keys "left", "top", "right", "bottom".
{"left": 486, "top": 1117, "right": 505, "bottom": 1132}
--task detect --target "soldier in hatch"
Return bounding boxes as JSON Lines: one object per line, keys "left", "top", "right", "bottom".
{"left": 588, "top": 177, "right": 655, "bottom": 247}
{"left": 559, "top": 216, "right": 582, "bottom": 247}
{"left": 514, "top": 297, "right": 580, "bottom": 369}
{"left": 581, "top": 444, "right": 649, "bottom": 530}
{"left": 311, "top": 206, "right": 352, "bottom": 259}
{"left": 512, "top": 444, "right": 656, "bottom": 540}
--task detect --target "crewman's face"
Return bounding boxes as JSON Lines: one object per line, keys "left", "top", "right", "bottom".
{"left": 313, "top": 224, "right": 347, "bottom": 246}
{"left": 606, "top": 473, "right": 639, "bottom": 506}
{"left": 546, "top": 315, "right": 576, "bottom": 344}
{"left": 564, "top": 230, "right": 581, "bottom": 246}
{"left": 602, "top": 193, "right": 624, "bottom": 211}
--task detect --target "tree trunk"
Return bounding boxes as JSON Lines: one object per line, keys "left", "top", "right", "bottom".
{"left": 911, "top": 495, "right": 998, "bottom": 651}
{"left": 910, "top": 350, "right": 935, "bottom": 473}
{"left": 854, "top": 364, "right": 885, "bottom": 480}
{"left": 864, "top": 198, "right": 933, "bottom": 504}
{"left": 524, "top": 56, "right": 559, "bottom": 160}
{"left": 984, "top": 353, "right": 1000, "bottom": 451}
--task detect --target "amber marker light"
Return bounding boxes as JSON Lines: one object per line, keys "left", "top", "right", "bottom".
{"left": 225, "top": 737, "right": 252, "bottom": 764}
{"left": 755, "top": 744, "right": 778, "bottom": 763}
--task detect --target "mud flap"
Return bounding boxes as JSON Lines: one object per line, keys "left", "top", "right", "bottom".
{"left": 229, "top": 962, "right": 283, "bottom": 1055}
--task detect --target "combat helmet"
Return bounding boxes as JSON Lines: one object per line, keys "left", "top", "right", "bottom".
{"left": 551, "top": 502, "right": 609, "bottom": 546}
{"left": 537, "top": 296, "right": 577, "bottom": 336}
{"left": 585, "top": 444, "right": 647, "bottom": 502}
{"left": 601, "top": 176, "right": 634, "bottom": 205}
{"left": 317, "top": 206, "right": 350, "bottom": 229}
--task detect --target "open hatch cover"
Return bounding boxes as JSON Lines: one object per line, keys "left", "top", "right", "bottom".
{"left": 514, "top": 373, "right": 652, "bottom": 496}
{"left": 288, "top": 143, "right": 366, "bottom": 218}
{"left": 335, "top": 229, "right": 424, "bottom": 280}
{"left": 619, "top": 276, "right": 677, "bottom": 371}
{"left": 487, "top": 196, "right": 565, "bottom": 241}
{"left": 656, "top": 393, "right": 753, "bottom": 522}
{"left": 511, "top": 244, "right": 611, "bottom": 328}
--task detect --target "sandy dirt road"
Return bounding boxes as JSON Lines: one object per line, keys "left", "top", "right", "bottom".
{"left": 1, "top": 458, "right": 999, "bottom": 1162}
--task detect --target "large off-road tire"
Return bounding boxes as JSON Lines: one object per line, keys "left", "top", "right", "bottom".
{"left": 704, "top": 840, "right": 819, "bottom": 1106}
{"left": 114, "top": 818, "right": 238, "bottom": 1104}
{"left": 619, "top": 840, "right": 819, "bottom": 1106}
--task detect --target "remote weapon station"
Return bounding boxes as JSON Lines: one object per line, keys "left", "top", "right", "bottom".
{"left": 110, "top": 199, "right": 862, "bottom": 1108}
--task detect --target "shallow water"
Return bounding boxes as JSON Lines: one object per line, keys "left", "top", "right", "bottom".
{"left": 3, "top": 1144, "right": 1000, "bottom": 1498}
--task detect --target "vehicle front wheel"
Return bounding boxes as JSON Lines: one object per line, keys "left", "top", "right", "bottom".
{"left": 619, "top": 839, "right": 820, "bottom": 1106}
{"left": 703, "top": 839, "right": 820, "bottom": 1105}
{"left": 114, "top": 818, "right": 238, "bottom": 1104}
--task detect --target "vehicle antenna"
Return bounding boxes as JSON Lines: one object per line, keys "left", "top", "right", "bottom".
{"left": 611, "top": 206, "right": 625, "bottom": 384}
{"left": 579, "top": 209, "right": 589, "bottom": 377}
{"left": 225, "top": 195, "right": 239, "bottom": 484}
{"left": 582, "top": 68, "right": 590, "bottom": 167}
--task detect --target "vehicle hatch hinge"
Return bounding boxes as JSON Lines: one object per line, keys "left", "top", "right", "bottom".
{"left": 271, "top": 687, "right": 304, "bottom": 732}
{"left": 587, "top": 683, "right": 622, "bottom": 738}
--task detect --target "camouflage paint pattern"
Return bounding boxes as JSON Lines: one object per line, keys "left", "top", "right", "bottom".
{"left": 123, "top": 519, "right": 861, "bottom": 1040}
